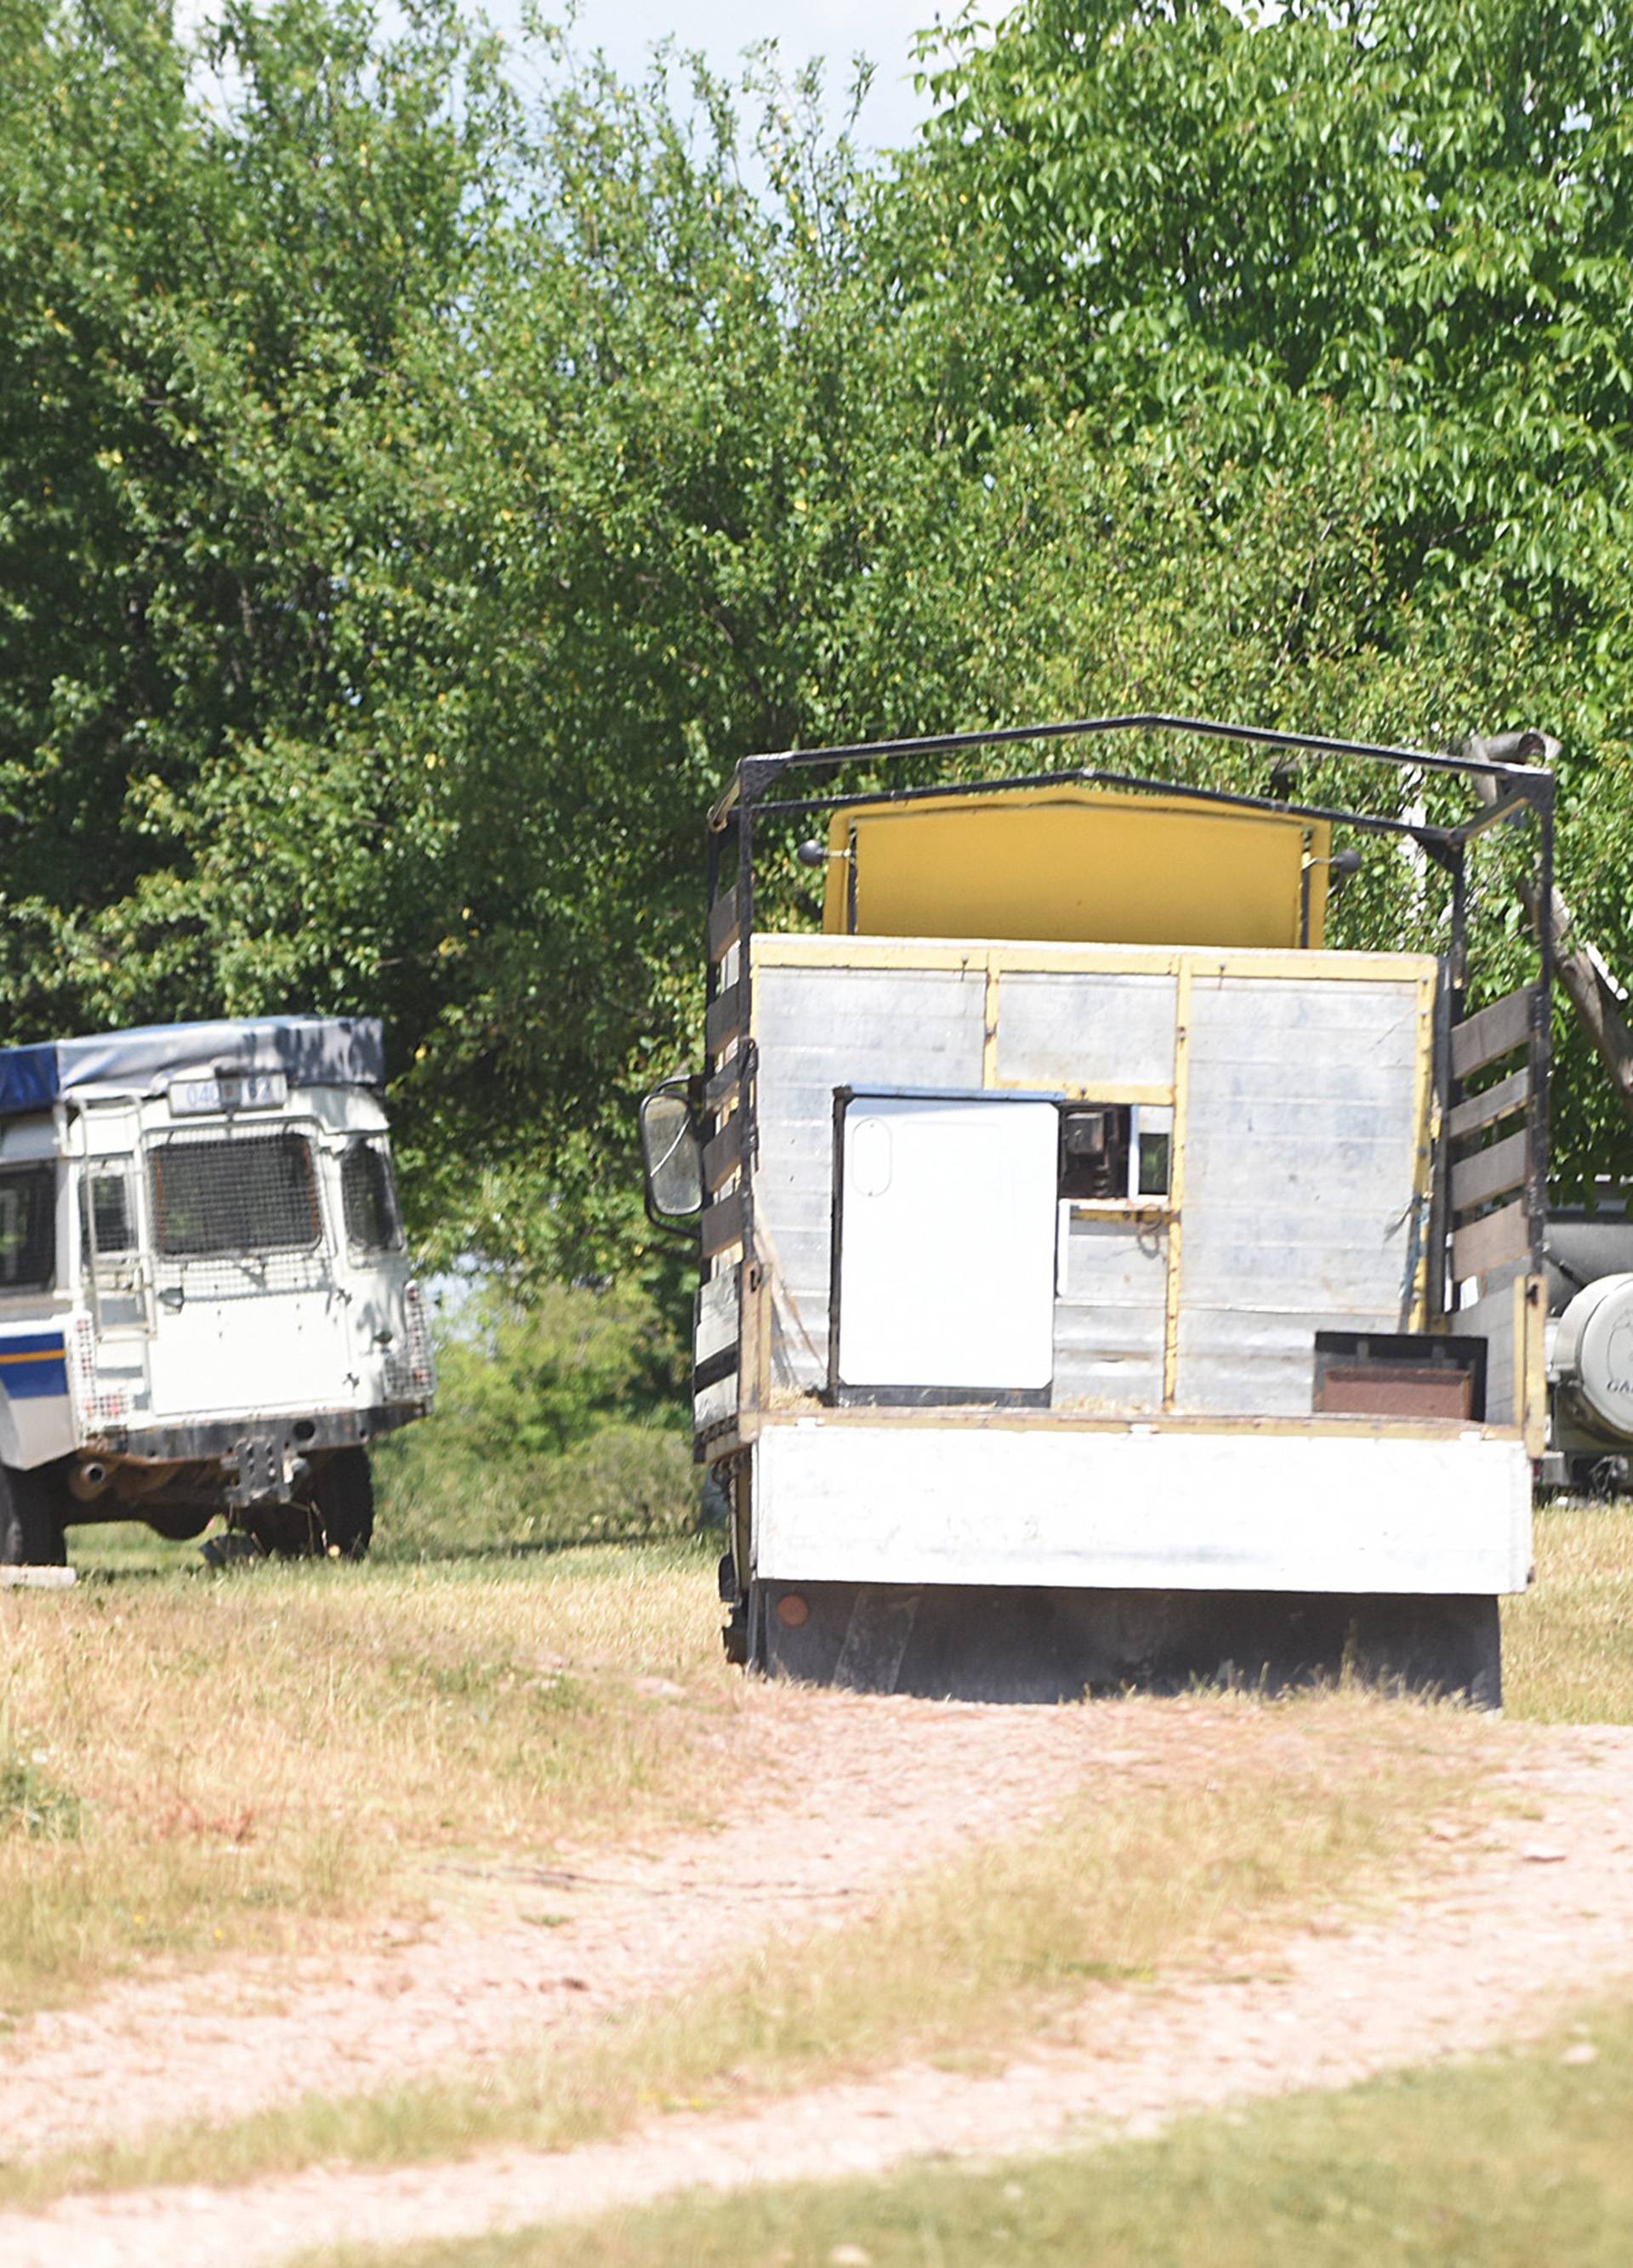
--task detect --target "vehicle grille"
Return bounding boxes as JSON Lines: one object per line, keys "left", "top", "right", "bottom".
{"left": 147, "top": 1130, "right": 330, "bottom": 1296}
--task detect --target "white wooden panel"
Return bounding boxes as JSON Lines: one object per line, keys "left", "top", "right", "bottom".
{"left": 1176, "top": 1306, "right": 1334, "bottom": 1417}
{"left": 836, "top": 1098, "right": 1058, "bottom": 1390}
{"left": 1450, "top": 1272, "right": 1520, "bottom": 1424}
{"left": 694, "top": 1373, "right": 738, "bottom": 1430}
{"left": 995, "top": 971, "right": 1176, "bottom": 1091}
{"left": 754, "top": 1423, "right": 1533, "bottom": 1595}
{"left": 695, "top": 1266, "right": 740, "bottom": 1362}
{"left": 753, "top": 961, "right": 989, "bottom": 1394}
{"left": 694, "top": 1266, "right": 742, "bottom": 1432}
{"left": 1176, "top": 975, "right": 1425, "bottom": 1413}
{"left": 1053, "top": 1215, "right": 1167, "bottom": 1409}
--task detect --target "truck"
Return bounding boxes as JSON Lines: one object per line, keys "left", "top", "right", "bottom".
{"left": 0, "top": 1014, "right": 435, "bottom": 1567}
{"left": 641, "top": 714, "right": 1559, "bottom": 1705}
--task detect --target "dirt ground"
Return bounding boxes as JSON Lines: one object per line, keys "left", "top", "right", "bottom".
{"left": 0, "top": 1688, "right": 1181, "bottom": 2159}
{"left": 2, "top": 1692, "right": 1631, "bottom": 2268}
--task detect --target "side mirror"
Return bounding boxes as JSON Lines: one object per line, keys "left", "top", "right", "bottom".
{"left": 640, "top": 1080, "right": 703, "bottom": 1231}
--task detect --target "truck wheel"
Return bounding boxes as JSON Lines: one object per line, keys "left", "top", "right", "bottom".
{"left": 309, "top": 1448, "right": 373, "bottom": 1560}
{"left": 243, "top": 1503, "right": 320, "bottom": 1557}
{"left": 144, "top": 1510, "right": 214, "bottom": 1543}
{"left": 0, "top": 1464, "right": 66, "bottom": 1567}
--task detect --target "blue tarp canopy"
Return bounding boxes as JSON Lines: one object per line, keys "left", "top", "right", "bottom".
{"left": 0, "top": 1016, "right": 385, "bottom": 1118}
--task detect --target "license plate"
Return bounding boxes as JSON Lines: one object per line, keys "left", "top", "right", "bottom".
{"left": 171, "top": 1071, "right": 288, "bottom": 1117}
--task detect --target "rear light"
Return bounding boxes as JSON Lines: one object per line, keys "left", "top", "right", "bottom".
{"left": 68, "top": 1313, "right": 129, "bottom": 1431}
{"left": 401, "top": 1281, "right": 435, "bottom": 1400}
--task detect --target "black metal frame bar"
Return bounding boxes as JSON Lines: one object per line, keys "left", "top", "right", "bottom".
{"left": 752, "top": 765, "right": 1457, "bottom": 846}
{"left": 708, "top": 712, "right": 1546, "bottom": 823}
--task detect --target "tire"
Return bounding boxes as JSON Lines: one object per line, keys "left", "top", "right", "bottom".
{"left": 308, "top": 1447, "right": 374, "bottom": 1560}
{"left": 243, "top": 1502, "right": 320, "bottom": 1558}
{"left": 143, "top": 1509, "right": 214, "bottom": 1543}
{"left": 0, "top": 1463, "right": 66, "bottom": 1567}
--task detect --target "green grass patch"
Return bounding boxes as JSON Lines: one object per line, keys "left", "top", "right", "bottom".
{"left": 298, "top": 2000, "right": 1633, "bottom": 2268}
{"left": 0, "top": 1748, "right": 82, "bottom": 1845}
{"left": 367, "top": 1280, "right": 699, "bottom": 1562}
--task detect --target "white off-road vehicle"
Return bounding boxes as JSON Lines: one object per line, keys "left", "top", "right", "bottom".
{"left": 0, "top": 1015, "right": 434, "bottom": 1566}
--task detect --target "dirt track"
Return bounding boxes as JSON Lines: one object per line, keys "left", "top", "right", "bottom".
{"left": 2, "top": 1699, "right": 1631, "bottom": 2268}
{"left": 0, "top": 1689, "right": 1168, "bottom": 2160}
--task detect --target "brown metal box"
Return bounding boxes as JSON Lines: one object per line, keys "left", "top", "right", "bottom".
{"left": 1315, "top": 1364, "right": 1475, "bottom": 1420}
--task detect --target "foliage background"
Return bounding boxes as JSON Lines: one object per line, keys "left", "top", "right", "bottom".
{"left": 3, "top": 0, "right": 1630, "bottom": 1521}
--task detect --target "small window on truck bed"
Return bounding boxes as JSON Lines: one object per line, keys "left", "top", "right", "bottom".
{"left": 149, "top": 1133, "right": 322, "bottom": 1257}
{"left": 0, "top": 1163, "right": 55, "bottom": 1290}
{"left": 340, "top": 1140, "right": 404, "bottom": 1253}
{"left": 1058, "top": 1106, "right": 1135, "bottom": 1200}
{"left": 1057, "top": 1105, "right": 1172, "bottom": 1203}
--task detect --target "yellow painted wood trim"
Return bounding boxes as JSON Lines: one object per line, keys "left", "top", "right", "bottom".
{"left": 1163, "top": 960, "right": 1192, "bottom": 1412}
{"left": 1170, "top": 949, "right": 1438, "bottom": 984}
{"left": 1066, "top": 1200, "right": 1174, "bottom": 1223}
{"left": 1404, "top": 965, "right": 1438, "bottom": 1330}
{"left": 981, "top": 956, "right": 1001, "bottom": 1089}
{"left": 756, "top": 1402, "right": 1522, "bottom": 1442}
{"left": 1516, "top": 1271, "right": 1548, "bottom": 1456}
{"left": 752, "top": 933, "right": 1437, "bottom": 984}
{"left": 987, "top": 1079, "right": 1175, "bottom": 1106}
{"left": 749, "top": 1259, "right": 772, "bottom": 1422}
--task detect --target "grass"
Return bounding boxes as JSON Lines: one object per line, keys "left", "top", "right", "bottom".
{"left": 0, "top": 1492, "right": 1622, "bottom": 2210}
{"left": 0, "top": 1685, "right": 1494, "bottom": 2208}
{"left": 1501, "top": 1502, "right": 1633, "bottom": 1724}
{"left": 294, "top": 1998, "right": 1633, "bottom": 2268}
{"left": 0, "top": 1533, "right": 742, "bottom": 2017}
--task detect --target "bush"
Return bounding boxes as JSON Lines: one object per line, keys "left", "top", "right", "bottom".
{"left": 372, "top": 1276, "right": 698, "bottom": 1558}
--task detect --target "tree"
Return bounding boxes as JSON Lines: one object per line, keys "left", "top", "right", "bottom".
{"left": 1, "top": 0, "right": 1627, "bottom": 1314}
{"left": 908, "top": 0, "right": 1633, "bottom": 1186}
{"left": 913, "top": 1, "right": 1633, "bottom": 588}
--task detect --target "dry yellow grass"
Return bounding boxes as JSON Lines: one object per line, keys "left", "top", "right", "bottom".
{"left": 3, "top": 1498, "right": 1617, "bottom": 2026}
{"left": 1502, "top": 1503, "right": 1633, "bottom": 1724}
{"left": 0, "top": 1538, "right": 741, "bottom": 2015}
{"left": 2, "top": 1498, "right": 1623, "bottom": 2205}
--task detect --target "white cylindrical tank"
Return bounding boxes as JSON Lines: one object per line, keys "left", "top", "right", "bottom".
{"left": 1551, "top": 1272, "right": 1633, "bottom": 1442}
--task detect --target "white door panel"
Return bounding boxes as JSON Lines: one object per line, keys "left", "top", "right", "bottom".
{"left": 836, "top": 1097, "right": 1058, "bottom": 1390}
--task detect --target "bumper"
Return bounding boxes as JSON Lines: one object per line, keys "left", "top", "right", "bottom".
{"left": 753, "top": 1418, "right": 1534, "bottom": 1597}
{"left": 93, "top": 1403, "right": 427, "bottom": 1466}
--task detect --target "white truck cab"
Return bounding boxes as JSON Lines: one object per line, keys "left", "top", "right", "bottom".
{"left": 0, "top": 1015, "right": 434, "bottom": 1566}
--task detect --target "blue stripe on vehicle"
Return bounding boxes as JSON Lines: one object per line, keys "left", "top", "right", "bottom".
{"left": 0, "top": 1333, "right": 69, "bottom": 1399}
{"left": 0, "top": 1360, "right": 69, "bottom": 1399}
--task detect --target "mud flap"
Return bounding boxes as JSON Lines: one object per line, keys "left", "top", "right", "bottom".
{"left": 834, "top": 1586, "right": 922, "bottom": 1692}
{"left": 755, "top": 1583, "right": 1502, "bottom": 1707}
